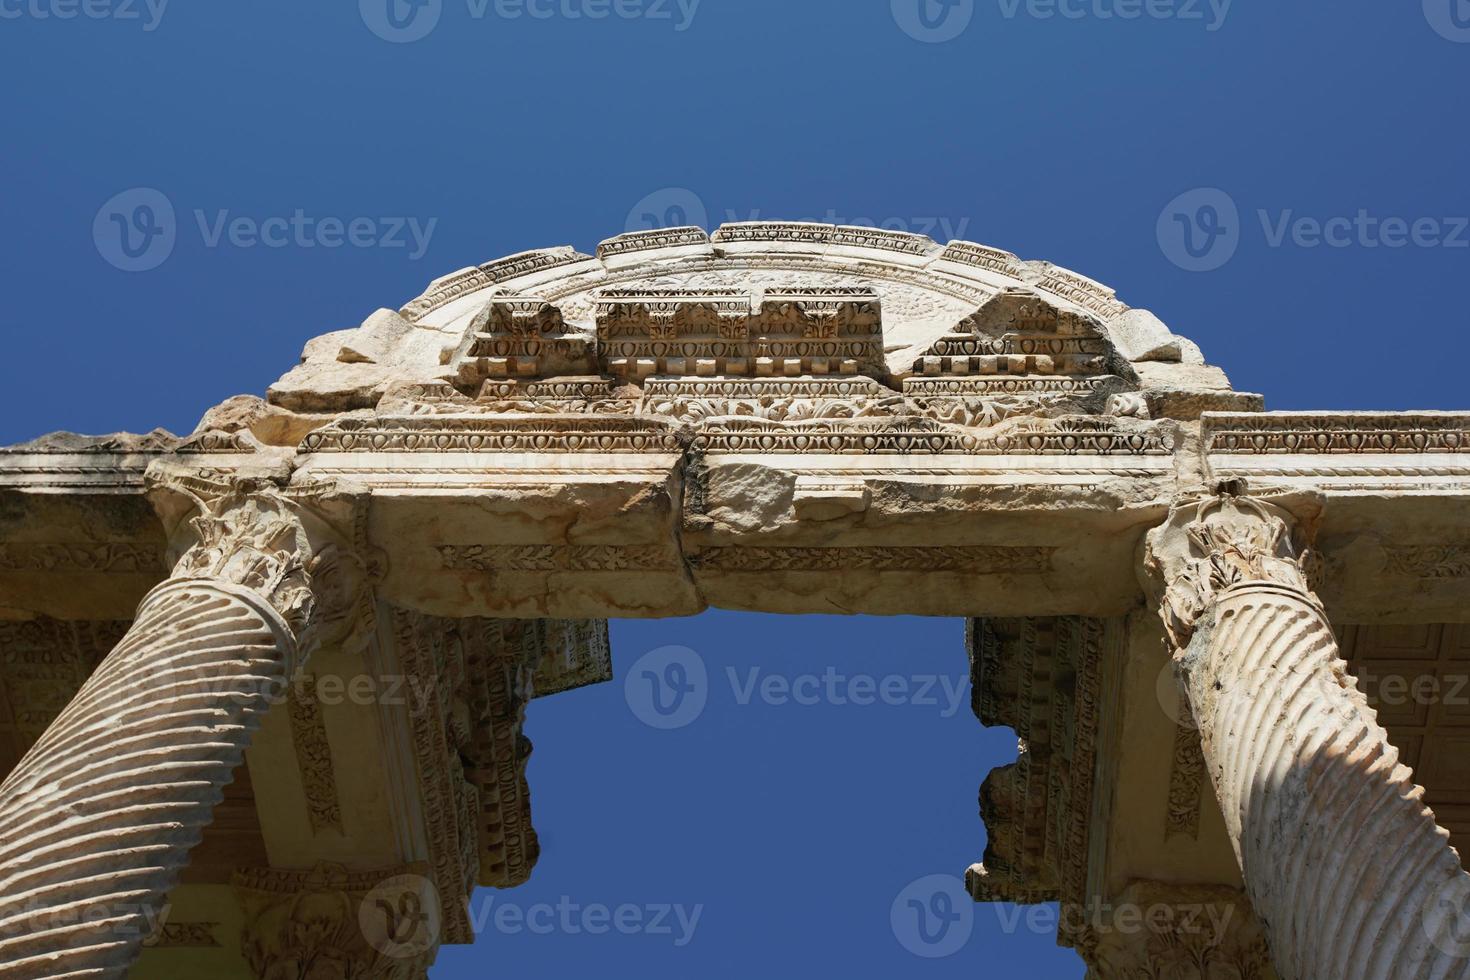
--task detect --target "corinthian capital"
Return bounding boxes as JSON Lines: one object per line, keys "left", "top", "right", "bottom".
{"left": 1144, "top": 492, "right": 1322, "bottom": 648}
{"left": 146, "top": 467, "right": 383, "bottom": 668}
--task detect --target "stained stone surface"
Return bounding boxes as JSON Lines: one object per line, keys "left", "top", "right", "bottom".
{"left": 2, "top": 222, "right": 1469, "bottom": 980}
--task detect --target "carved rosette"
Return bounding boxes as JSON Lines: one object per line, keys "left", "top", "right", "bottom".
{"left": 0, "top": 479, "right": 377, "bottom": 980}
{"left": 1146, "top": 494, "right": 1470, "bottom": 980}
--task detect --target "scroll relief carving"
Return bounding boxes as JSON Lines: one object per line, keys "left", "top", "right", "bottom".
{"left": 288, "top": 674, "right": 343, "bottom": 834}
{"left": 1384, "top": 543, "right": 1470, "bottom": 579}
{"left": 1165, "top": 722, "right": 1207, "bottom": 841}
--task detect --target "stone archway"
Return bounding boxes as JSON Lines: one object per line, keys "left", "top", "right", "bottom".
{"left": 2, "top": 221, "right": 1469, "bottom": 979}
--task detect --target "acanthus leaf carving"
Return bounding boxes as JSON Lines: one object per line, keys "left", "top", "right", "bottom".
{"left": 146, "top": 470, "right": 384, "bottom": 663}
{"left": 1145, "top": 494, "right": 1320, "bottom": 649}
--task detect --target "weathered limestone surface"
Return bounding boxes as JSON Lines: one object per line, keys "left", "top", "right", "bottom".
{"left": 1147, "top": 495, "right": 1470, "bottom": 980}
{"left": 0, "top": 480, "right": 367, "bottom": 979}
{"left": 1, "top": 222, "right": 1469, "bottom": 978}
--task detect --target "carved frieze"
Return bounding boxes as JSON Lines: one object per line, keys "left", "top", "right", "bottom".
{"left": 595, "top": 286, "right": 885, "bottom": 379}
{"left": 234, "top": 862, "right": 439, "bottom": 979}
{"left": 966, "top": 616, "right": 1112, "bottom": 951}
{"left": 1383, "top": 544, "right": 1470, "bottom": 579}
{"left": 0, "top": 543, "right": 163, "bottom": 574}
{"left": 937, "top": 240, "right": 1026, "bottom": 278}
{"left": 597, "top": 226, "right": 709, "bottom": 260}
{"left": 1204, "top": 413, "right": 1470, "bottom": 455}
{"left": 386, "top": 611, "right": 609, "bottom": 941}
{"left": 390, "top": 610, "right": 482, "bottom": 944}
{"left": 902, "top": 376, "right": 1124, "bottom": 397}
{"left": 439, "top": 544, "right": 677, "bottom": 573}
{"left": 1027, "top": 265, "right": 1127, "bottom": 320}
{"left": 450, "top": 296, "right": 598, "bottom": 385}
{"left": 400, "top": 247, "right": 594, "bottom": 321}
{"left": 1076, "top": 882, "right": 1274, "bottom": 979}
{"left": 690, "top": 545, "right": 1055, "bottom": 573}
{"left": 710, "top": 221, "right": 835, "bottom": 248}
{"left": 910, "top": 290, "right": 1114, "bottom": 378}
{"left": 693, "top": 417, "right": 1173, "bottom": 456}
{"left": 288, "top": 674, "right": 343, "bottom": 834}
{"left": 301, "top": 416, "right": 687, "bottom": 454}
{"left": 1165, "top": 722, "right": 1207, "bottom": 841}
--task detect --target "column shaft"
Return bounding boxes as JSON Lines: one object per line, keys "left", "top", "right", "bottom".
{"left": 0, "top": 582, "right": 294, "bottom": 978}
{"left": 1150, "top": 495, "right": 1470, "bottom": 980}
{"left": 0, "top": 482, "right": 362, "bottom": 980}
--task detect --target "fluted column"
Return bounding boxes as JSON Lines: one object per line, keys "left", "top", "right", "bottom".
{"left": 0, "top": 478, "right": 373, "bottom": 980}
{"left": 1146, "top": 493, "right": 1470, "bottom": 980}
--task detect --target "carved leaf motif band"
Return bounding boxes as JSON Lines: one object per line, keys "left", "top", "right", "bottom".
{"left": 691, "top": 546, "right": 1056, "bottom": 573}
{"left": 0, "top": 544, "right": 164, "bottom": 573}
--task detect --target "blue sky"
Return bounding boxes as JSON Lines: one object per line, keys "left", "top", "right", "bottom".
{"left": 2, "top": 0, "right": 1467, "bottom": 975}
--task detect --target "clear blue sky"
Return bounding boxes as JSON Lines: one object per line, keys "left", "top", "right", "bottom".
{"left": 2, "top": 1, "right": 1466, "bottom": 975}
